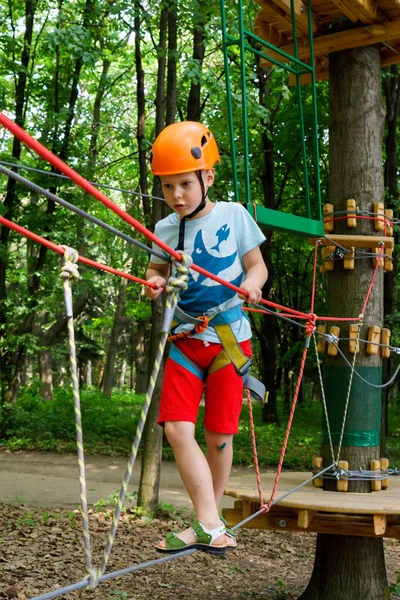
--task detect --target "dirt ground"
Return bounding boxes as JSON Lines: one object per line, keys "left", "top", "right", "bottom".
{"left": 0, "top": 504, "right": 399, "bottom": 600}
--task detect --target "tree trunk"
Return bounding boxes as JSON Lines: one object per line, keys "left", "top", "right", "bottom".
{"left": 135, "top": 321, "right": 149, "bottom": 394}
{"left": 186, "top": 4, "right": 209, "bottom": 121}
{"left": 137, "top": 2, "right": 174, "bottom": 511}
{"left": 102, "top": 277, "right": 128, "bottom": 397}
{"left": 300, "top": 46, "right": 389, "bottom": 599}
{"left": 39, "top": 350, "right": 53, "bottom": 402}
{"left": 0, "top": 0, "right": 35, "bottom": 405}
{"left": 137, "top": 296, "right": 165, "bottom": 512}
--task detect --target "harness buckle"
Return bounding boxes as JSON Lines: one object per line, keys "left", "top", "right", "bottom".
{"left": 234, "top": 358, "right": 252, "bottom": 378}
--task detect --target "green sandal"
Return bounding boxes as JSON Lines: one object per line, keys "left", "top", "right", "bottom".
{"left": 156, "top": 519, "right": 227, "bottom": 556}
{"left": 220, "top": 515, "right": 237, "bottom": 550}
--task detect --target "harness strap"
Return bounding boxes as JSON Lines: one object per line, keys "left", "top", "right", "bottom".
{"left": 168, "top": 304, "right": 268, "bottom": 403}
{"left": 208, "top": 323, "right": 251, "bottom": 377}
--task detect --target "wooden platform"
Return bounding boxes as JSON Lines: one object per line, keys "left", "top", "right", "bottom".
{"left": 223, "top": 472, "right": 400, "bottom": 538}
{"left": 253, "top": 0, "right": 400, "bottom": 82}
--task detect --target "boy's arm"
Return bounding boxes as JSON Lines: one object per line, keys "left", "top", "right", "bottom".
{"left": 239, "top": 247, "right": 268, "bottom": 304}
{"left": 145, "top": 260, "right": 171, "bottom": 299}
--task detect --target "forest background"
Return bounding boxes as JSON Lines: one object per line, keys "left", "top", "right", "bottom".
{"left": 0, "top": 0, "right": 399, "bottom": 477}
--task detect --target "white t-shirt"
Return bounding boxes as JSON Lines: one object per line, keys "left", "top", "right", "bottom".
{"left": 151, "top": 201, "right": 266, "bottom": 343}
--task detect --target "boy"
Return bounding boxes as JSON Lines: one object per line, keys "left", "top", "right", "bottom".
{"left": 145, "top": 121, "right": 268, "bottom": 555}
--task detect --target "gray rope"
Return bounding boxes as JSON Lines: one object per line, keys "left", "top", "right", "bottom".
{"left": 0, "top": 159, "right": 165, "bottom": 202}
{"left": 334, "top": 319, "right": 362, "bottom": 464}
{"left": 312, "top": 334, "right": 335, "bottom": 464}
{"left": 29, "top": 463, "right": 336, "bottom": 600}
{"left": 0, "top": 163, "right": 169, "bottom": 262}
{"left": 95, "top": 253, "right": 193, "bottom": 583}
{"left": 60, "top": 247, "right": 96, "bottom": 586}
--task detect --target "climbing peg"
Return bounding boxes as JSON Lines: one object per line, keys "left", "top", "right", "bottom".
{"left": 346, "top": 199, "right": 357, "bottom": 228}
{"left": 343, "top": 247, "right": 355, "bottom": 270}
{"left": 372, "top": 247, "right": 383, "bottom": 268}
{"left": 380, "top": 458, "right": 389, "bottom": 489}
{"left": 374, "top": 202, "right": 385, "bottom": 232}
{"left": 384, "top": 247, "right": 393, "bottom": 272}
{"left": 370, "top": 459, "right": 382, "bottom": 492}
{"left": 384, "top": 209, "right": 393, "bottom": 236}
{"left": 317, "top": 325, "right": 327, "bottom": 354}
{"left": 366, "top": 326, "right": 381, "bottom": 355}
{"left": 349, "top": 324, "right": 360, "bottom": 354}
{"left": 313, "top": 456, "right": 324, "bottom": 488}
{"left": 321, "top": 246, "right": 335, "bottom": 271}
{"left": 336, "top": 460, "right": 349, "bottom": 492}
{"left": 381, "top": 329, "right": 391, "bottom": 359}
{"left": 323, "top": 204, "right": 334, "bottom": 233}
{"left": 327, "top": 326, "right": 340, "bottom": 356}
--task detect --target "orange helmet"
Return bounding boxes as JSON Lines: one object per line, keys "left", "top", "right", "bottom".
{"left": 150, "top": 121, "right": 220, "bottom": 176}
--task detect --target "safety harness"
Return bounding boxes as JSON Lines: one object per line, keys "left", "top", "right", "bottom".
{"left": 169, "top": 304, "right": 268, "bottom": 403}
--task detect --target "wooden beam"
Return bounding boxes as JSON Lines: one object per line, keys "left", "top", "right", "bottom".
{"left": 288, "top": 65, "right": 329, "bottom": 85}
{"left": 221, "top": 507, "right": 400, "bottom": 539}
{"left": 329, "top": 0, "right": 361, "bottom": 22}
{"left": 255, "top": 10, "right": 293, "bottom": 65}
{"left": 254, "top": 0, "right": 318, "bottom": 33}
{"left": 259, "top": 21, "right": 400, "bottom": 64}
{"left": 310, "top": 234, "right": 394, "bottom": 249}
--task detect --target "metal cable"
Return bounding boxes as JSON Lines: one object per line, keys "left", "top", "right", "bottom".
{"left": 0, "top": 159, "right": 165, "bottom": 202}
{"left": 312, "top": 334, "right": 335, "bottom": 464}
{"left": 334, "top": 320, "right": 362, "bottom": 464}
{"left": 0, "top": 163, "right": 169, "bottom": 262}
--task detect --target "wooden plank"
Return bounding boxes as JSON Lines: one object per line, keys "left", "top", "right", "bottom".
{"left": 259, "top": 21, "right": 400, "bottom": 63}
{"left": 255, "top": 0, "right": 318, "bottom": 33}
{"left": 222, "top": 507, "right": 400, "bottom": 538}
{"left": 309, "top": 234, "right": 395, "bottom": 249}
{"left": 224, "top": 471, "right": 400, "bottom": 515}
{"left": 329, "top": 0, "right": 360, "bottom": 21}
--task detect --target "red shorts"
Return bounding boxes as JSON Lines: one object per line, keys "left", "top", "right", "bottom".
{"left": 158, "top": 337, "right": 252, "bottom": 434}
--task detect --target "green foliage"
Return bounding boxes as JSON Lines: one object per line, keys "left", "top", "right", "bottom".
{"left": 2, "top": 388, "right": 400, "bottom": 471}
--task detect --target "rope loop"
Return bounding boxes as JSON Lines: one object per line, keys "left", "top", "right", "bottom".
{"left": 168, "top": 315, "right": 209, "bottom": 342}
{"left": 60, "top": 245, "right": 80, "bottom": 281}
{"left": 166, "top": 252, "right": 193, "bottom": 294}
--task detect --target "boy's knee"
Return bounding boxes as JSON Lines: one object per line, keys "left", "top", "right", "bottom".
{"left": 164, "top": 421, "right": 194, "bottom": 447}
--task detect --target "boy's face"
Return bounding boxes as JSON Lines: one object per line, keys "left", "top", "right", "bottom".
{"left": 160, "top": 169, "right": 214, "bottom": 219}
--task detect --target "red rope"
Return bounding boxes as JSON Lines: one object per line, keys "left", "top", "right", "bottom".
{"left": 0, "top": 112, "right": 311, "bottom": 319}
{"left": 247, "top": 389, "right": 264, "bottom": 506}
{"left": 263, "top": 335, "right": 311, "bottom": 513}
{"left": 0, "top": 216, "right": 153, "bottom": 289}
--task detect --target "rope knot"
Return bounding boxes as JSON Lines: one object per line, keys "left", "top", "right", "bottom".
{"left": 306, "top": 313, "right": 317, "bottom": 337}
{"left": 60, "top": 246, "right": 80, "bottom": 281}
{"left": 165, "top": 252, "right": 193, "bottom": 294}
{"left": 87, "top": 568, "right": 99, "bottom": 590}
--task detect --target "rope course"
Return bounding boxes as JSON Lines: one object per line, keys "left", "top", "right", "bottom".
{"left": 0, "top": 112, "right": 399, "bottom": 599}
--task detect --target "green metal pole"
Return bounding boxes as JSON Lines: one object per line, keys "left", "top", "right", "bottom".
{"left": 220, "top": 0, "right": 240, "bottom": 203}
{"left": 307, "top": 0, "right": 322, "bottom": 221}
{"left": 238, "top": 0, "right": 251, "bottom": 205}
{"left": 290, "top": 0, "right": 311, "bottom": 219}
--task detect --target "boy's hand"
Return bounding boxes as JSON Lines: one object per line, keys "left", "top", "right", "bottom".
{"left": 146, "top": 276, "right": 167, "bottom": 300}
{"left": 238, "top": 281, "right": 262, "bottom": 304}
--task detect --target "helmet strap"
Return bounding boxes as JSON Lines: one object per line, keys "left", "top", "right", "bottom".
{"left": 177, "top": 171, "right": 208, "bottom": 251}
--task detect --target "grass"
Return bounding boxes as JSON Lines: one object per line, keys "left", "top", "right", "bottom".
{"left": 1, "top": 386, "right": 399, "bottom": 471}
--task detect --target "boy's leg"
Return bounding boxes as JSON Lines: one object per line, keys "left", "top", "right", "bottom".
{"left": 205, "top": 429, "right": 234, "bottom": 507}
{"left": 158, "top": 421, "right": 226, "bottom": 548}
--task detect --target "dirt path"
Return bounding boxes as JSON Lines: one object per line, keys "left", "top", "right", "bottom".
{"left": 0, "top": 450, "right": 259, "bottom": 510}
{"left": 0, "top": 452, "right": 399, "bottom": 599}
